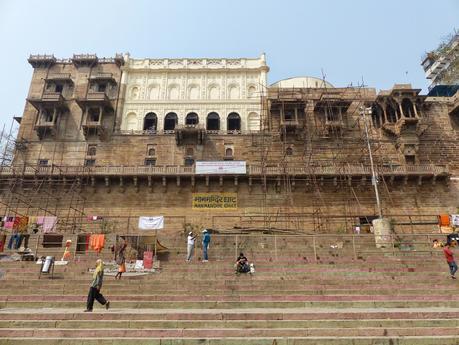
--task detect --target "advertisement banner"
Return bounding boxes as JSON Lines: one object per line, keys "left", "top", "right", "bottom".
{"left": 195, "top": 161, "right": 246, "bottom": 174}
{"left": 192, "top": 193, "right": 237, "bottom": 210}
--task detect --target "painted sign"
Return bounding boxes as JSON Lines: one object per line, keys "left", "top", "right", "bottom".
{"left": 192, "top": 193, "right": 237, "bottom": 210}
{"left": 195, "top": 161, "right": 246, "bottom": 174}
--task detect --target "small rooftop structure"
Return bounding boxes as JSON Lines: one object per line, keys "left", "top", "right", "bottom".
{"left": 270, "top": 76, "right": 334, "bottom": 89}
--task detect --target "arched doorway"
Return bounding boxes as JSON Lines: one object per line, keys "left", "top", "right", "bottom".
{"left": 185, "top": 112, "right": 199, "bottom": 125}
{"left": 143, "top": 112, "right": 157, "bottom": 130}
{"left": 227, "top": 112, "right": 241, "bottom": 131}
{"left": 164, "top": 112, "right": 178, "bottom": 131}
{"left": 206, "top": 112, "right": 220, "bottom": 130}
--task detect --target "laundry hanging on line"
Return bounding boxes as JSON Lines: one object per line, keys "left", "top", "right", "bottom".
{"left": 138, "top": 216, "right": 164, "bottom": 230}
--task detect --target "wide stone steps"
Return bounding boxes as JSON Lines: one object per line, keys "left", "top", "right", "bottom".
{"left": 1, "top": 326, "right": 458, "bottom": 338}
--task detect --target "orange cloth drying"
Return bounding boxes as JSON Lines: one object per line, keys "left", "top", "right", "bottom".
{"left": 439, "top": 214, "right": 450, "bottom": 227}
{"left": 89, "top": 234, "right": 105, "bottom": 253}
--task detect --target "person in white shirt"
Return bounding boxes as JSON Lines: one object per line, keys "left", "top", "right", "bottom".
{"left": 186, "top": 232, "right": 196, "bottom": 262}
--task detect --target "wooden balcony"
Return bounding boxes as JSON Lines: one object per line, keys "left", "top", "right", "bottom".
{"left": 27, "top": 91, "right": 66, "bottom": 110}
{"left": 46, "top": 73, "right": 73, "bottom": 82}
{"left": 76, "top": 91, "right": 111, "bottom": 109}
{"left": 175, "top": 124, "right": 206, "bottom": 145}
{"left": 28, "top": 54, "right": 56, "bottom": 68}
{"left": 34, "top": 122, "right": 57, "bottom": 140}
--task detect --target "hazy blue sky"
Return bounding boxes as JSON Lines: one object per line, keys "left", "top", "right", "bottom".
{"left": 0, "top": 0, "right": 457, "bottom": 127}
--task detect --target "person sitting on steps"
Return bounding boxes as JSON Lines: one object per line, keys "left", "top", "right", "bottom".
{"left": 235, "top": 252, "right": 250, "bottom": 274}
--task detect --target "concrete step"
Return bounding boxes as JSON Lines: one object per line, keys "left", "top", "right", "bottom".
{"left": 0, "top": 326, "right": 458, "bottom": 337}
{"left": 0, "top": 336, "right": 458, "bottom": 345}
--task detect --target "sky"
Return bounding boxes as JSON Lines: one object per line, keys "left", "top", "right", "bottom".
{"left": 0, "top": 0, "right": 457, "bottom": 128}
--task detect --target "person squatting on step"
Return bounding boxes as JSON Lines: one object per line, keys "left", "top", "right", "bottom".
{"left": 443, "top": 241, "right": 458, "bottom": 280}
{"left": 85, "top": 259, "right": 110, "bottom": 312}
{"left": 235, "top": 252, "right": 251, "bottom": 274}
{"left": 186, "top": 232, "right": 196, "bottom": 262}
{"left": 202, "top": 229, "right": 211, "bottom": 262}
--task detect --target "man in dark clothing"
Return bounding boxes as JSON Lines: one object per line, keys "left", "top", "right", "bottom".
{"left": 443, "top": 241, "right": 457, "bottom": 279}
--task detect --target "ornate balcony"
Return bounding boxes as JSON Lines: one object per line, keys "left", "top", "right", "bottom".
{"left": 175, "top": 124, "right": 206, "bottom": 145}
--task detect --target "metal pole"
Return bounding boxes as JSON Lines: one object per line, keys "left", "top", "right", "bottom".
{"left": 313, "top": 236, "right": 317, "bottom": 264}
{"left": 361, "top": 106, "right": 383, "bottom": 219}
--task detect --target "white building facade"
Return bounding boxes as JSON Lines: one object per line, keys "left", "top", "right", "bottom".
{"left": 120, "top": 54, "right": 269, "bottom": 132}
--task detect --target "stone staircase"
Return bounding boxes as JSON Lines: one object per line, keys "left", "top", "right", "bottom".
{"left": 0, "top": 233, "right": 457, "bottom": 344}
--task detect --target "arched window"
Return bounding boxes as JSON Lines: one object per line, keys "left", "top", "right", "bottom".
{"left": 188, "top": 85, "right": 200, "bottom": 100}
{"left": 228, "top": 85, "right": 239, "bottom": 99}
{"left": 148, "top": 85, "right": 160, "bottom": 100}
{"left": 185, "top": 112, "right": 199, "bottom": 125}
{"left": 87, "top": 145, "right": 97, "bottom": 156}
{"left": 247, "top": 112, "right": 260, "bottom": 131}
{"left": 227, "top": 112, "right": 241, "bottom": 131}
{"left": 125, "top": 112, "right": 137, "bottom": 130}
{"left": 386, "top": 104, "right": 397, "bottom": 123}
{"left": 168, "top": 85, "right": 179, "bottom": 100}
{"left": 225, "top": 147, "right": 233, "bottom": 157}
{"left": 371, "top": 103, "right": 384, "bottom": 128}
{"left": 247, "top": 85, "right": 257, "bottom": 98}
{"left": 207, "top": 112, "right": 220, "bottom": 130}
{"left": 148, "top": 148, "right": 156, "bottom": 156}
{"left": 164, "top": 112, "right": 178, "bottom": 131}
{"left": 402, "top": 98, "right": 415, "bottom": 118}
{"left": 208, "top": 85, "right": 219, "bottom": 100}
{"left": 286, "top": 147, "right": 293, "bottom": 156}
{"left": 143, "top": 112, "right": 157, "bottom": 131}
{"left": 130, "top": 87, "right": 139, "bottom": 100}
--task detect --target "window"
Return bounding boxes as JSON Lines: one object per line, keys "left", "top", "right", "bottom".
{"left": 184, "top": 157, "right": 195, "bottom": 166}
{"left": 55, "top": 83, "right": 64, "bottom": 93}
{"left": 88, "top": 108, "right": 100, "bottom": 122}
{"left": 186, "top": 147, "right": 194, "bottom": 156}
{"left": 185, "top": 112, "right": 199, "bottom": 125}
{"left": 87, "top": 145, "right": 97, "bottom": 156}
{"left": 227, "top": 112, "right": 241, "bottom": 131}
{"left": 405, "top": 155, "right": 415, "bottom": 165}
{"left": 84, "top": 159, "right": 96, "bottom": 167}
{"left": 286, "top": 147, "right": 293, "bottom": 156}
{"left": 206, "top": 112, "right": 220, "bottom": 130}
{"left": 147, "top": 146, "right": 156, "bottom": 156}
{"left": 97, "top": 83, "right": 107, "bottom": 92}
{"left": 284, "top": 110, "right": 294, "bottom": 121}
{"left": 224, "top": 147, "right": 233, "bottom": 160}
{"left": 38, "top": 159, "right": 48, "bottom": 166}
{"left": 371, "top": 103, "right": 384, "bottom": 128}
{"left": 164, "top": 112, "right": 178, "bottom": 131}
{"left": 145, "top": 158, "right": 156, "bottom": 166}
{"left": 143, "top": 112, "right": 157, "bottom": 131}
{"left": 326, "top": 107, "right": 340, "bottom": 122}
{"left": 42, "top": 108, "right": 54, "bottom": 123}
{"left": 386, "top": 104, "right": 397, "bottom": 123}
{"left": 402, "top": 99, "right": 415, "bottom": 118}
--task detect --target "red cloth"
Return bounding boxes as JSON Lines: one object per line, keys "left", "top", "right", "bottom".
{"left": 439, "top": 215, "right": 450, "bottom": 227}
{"left": 143, "top": 251, "right": 153, "bottom": 269}
{"left": 444, "top": 247, "right": 455, "bottom": 263}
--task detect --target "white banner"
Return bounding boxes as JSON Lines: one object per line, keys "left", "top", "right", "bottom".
{"left": 138, "top": 216, "right": 164, "bottom": 230}
{"left": 195, "top": 161, "right": 246, "bottom": 174}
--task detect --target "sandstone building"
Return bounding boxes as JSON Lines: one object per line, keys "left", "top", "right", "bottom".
{"left": 1, "top": 53, "right": 458, "bottom": 234}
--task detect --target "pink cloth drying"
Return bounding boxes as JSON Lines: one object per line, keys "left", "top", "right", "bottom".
{"left": 43, "top": 216, "right": 57, "bottom": 233}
